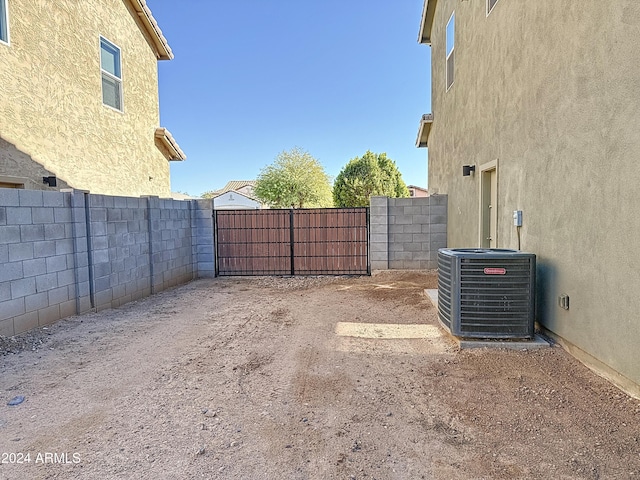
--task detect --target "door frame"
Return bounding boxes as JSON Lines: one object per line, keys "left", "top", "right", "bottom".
{"left": 478, "top": 159, "right": 498, "bottom": 248}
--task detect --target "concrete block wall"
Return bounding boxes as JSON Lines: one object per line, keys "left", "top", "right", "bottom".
{"left": 89, "top": 194, "right": 153, "bottom": 311}
{"left": 370, "top": 195, "right": 448, "bottom": 270}
{"left": 0, "top": 190, "right": 203, "bottom": 336}
{"left": 0, "top": 189, "right": 79, "bottom": 336}
{"left": 149, "top": 198, "right": 195, "bottom": 293}
{"left": 192, "top": 199, "right": 215, "bottom": 278}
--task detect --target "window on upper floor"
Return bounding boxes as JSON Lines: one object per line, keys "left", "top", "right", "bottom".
{"left": 487, "top": 0, "right": 500, "bottom": 15}
{"left": 0, "top": 0, "right": 9, "bottom": 44}
{"left": 446, "top": 12, "right": 455, "bottom": 91}
{"left": 100, "top": 37, "right": 123, "bottom": 111}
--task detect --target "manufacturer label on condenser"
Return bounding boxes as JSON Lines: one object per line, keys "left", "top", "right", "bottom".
{"left": 483, "top": 267, "right": 506, "bottom": 275}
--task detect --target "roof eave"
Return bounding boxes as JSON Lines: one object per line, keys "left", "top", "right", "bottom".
{"left": 418, "top": 0, "right": 438, "bottom": 45}
{"left": 126, "top": 0, "right": 173, "bottom": 60}
{"left": 416, "top": 114, "right": 433, "bottom": 148}
{"left": 155, "top": 127, "right": 186, "bottom": 161}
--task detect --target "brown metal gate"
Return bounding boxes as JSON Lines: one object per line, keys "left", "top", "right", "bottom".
{"left": 215, "top": 208, "right": 369, "bottom": 276}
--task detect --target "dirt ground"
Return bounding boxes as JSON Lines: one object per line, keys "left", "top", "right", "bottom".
{"left": 1, "top": 271, "right": 639, "bottom": 480}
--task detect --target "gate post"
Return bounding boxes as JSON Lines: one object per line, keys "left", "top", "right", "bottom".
{"left": 289, "top": 208, "right": 295, "bottom": 276}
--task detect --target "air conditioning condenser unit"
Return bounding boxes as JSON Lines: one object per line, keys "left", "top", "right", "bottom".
{"left": 437, "top": 248, "right": 536, "bottom": 339}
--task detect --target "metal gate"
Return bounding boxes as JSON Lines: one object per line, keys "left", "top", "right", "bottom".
{"left": 215, "top": 208, "right": 369, "bottom": 276}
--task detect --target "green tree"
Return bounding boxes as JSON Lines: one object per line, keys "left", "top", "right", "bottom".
{"left": 333, "top": 151, "right": 409, "bottom": 207}
{"left": 254, "top": 147, "right": 333, "bottom": 208}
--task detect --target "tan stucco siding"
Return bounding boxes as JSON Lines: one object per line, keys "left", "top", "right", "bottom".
{"left": 426, "top": 0, "right": 640, "bottom": 387}
{"left": 0, "top": 0, "right": 171, "bottom": 196}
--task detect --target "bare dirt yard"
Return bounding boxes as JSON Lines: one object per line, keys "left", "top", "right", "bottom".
{"left": 1, "top": 271, "right": 639, "bottom": 480}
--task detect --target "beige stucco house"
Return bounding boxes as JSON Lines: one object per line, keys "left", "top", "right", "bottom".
{"left": 417, "top": 0, "right": 640, "bottom": 397}
{"left": 0, "top": 0, "right": 185, "bottom": 196}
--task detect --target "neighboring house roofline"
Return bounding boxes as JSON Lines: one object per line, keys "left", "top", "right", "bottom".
{"left": 407, "top": 185, "right": 428, "bottom": 192}
{"left": 211, "top": 180, "right": 257, "bottom": 196}
{"left": 416, "top": 113, "right": 433, "bottom": 148}
{"left": 155, "top": 128, "right": 186, "bottom": 161}
{"left": 125, "top": 0, "right": 173, "bottom": 60}
{"left": 418, "top": 0, "right": 438, "bottom": 45}
{"left": 213, "top": 190, "right": 256, "bottom": 202}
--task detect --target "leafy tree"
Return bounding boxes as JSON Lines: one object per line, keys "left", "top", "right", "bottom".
{"left": 200, "top": 190, "right": 216, "bottom": 199}
{"left": 254, "top": 147, "right": 333, "bottom": 208}
{"left": 333, "top": 151, "right": 409, "bottom": 207}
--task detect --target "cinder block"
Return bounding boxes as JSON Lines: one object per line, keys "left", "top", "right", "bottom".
{"left": 48, "top": 286, "right": 70, "bottom": 305}
{"left": 403, "top": 206, "right": 422, "bottom": 215}
{"left": 0, "top": 207, "right": 5, "bottom": 226}
{"left": 90, "top": 207, "right": 107, "bottom": 222}
{"left": 8, "top": 243, "right": 33, "bottom": 262}
{"left": 0, "top": 226, "right": 21, "bottom": 244}
{"left": 59, "top": 299, "right": 76, "bottom": 319}
{"left": 0, "top": 318, "right": 14, "bottom": 337}
{"left": 393, "top": 216, "right": 413, "bottom": 225}
{"left": 107, "top": 209, "right": 122, "bottom": 222}
{"left": 18, "top": 190, "right": 44, "bottom": 207}
{"left": 22, "top": 258, "right": 46, "bottom": 278}
{"left": 32, "top": 207, "right": 54, "bottom": 224}
{"left": 33, "top": 240, "right": 56, "bottom": 258}
{"left": 25, "top": 292, "right": 49, "bottom": 313}
{"left": 112, "top": 284, "right": 126, "bottom": 300}
{"left": 10, "top": 277, "right": 36, "bottom": 299}
{"left": 46, "top": 255, "right": 67, "bottom": 273}
{"left": 55, "top": 238, "right": 74, "bottom": 255}
{"left": 429, "top": 205, "right": 447, "bottom": 217}
{"left": 42, "top": 191, "right": 66, "bottom": 207}
{"left": 0, "top": 281, "right": 10, "bottom": 302}
{"left": 90, "top": 222, "right": 107, "bottom": 236}
{"left": 412, "top": 234, "right": 430, "bottom": 243}
{"left": 95, "top": 289, "right": 113, "bottom": 309}
{"left": 20, "top": 224, "right": 45, "bottom": 242}
{"left": 77, "top": 296, "right": 93, "bottom": 313}
{"left": 38, "top": 304, "right": 61, "bottom": 326}
{"left": 36, "top": 272, "right": 58, "bottom": 292}
{"left": 94, "top": 276, "right": 111, "bottom": 293}
{"left": 403, "top": 243, "right": 424, "bottom": 253}
{"left": 430, "top": 233, "right": 447, "bottom": 247}
{"left": 0, "top": 189, "right": 20, "bottom": 207}
{"left": 429, "top": 224, "right": 447, "bottom": 234}
{"left": 6, "top": 207, "right": 32, "bottom": 225}
{"left": 92, "top": 249, "right": 110, "bottom": 264}
{"left": 0, "top": 298, "right": 25, "bottom": 321}
{"left": 44, "top": 223, "right": 66, "bottom": 240}
{"left": 391, "top": 233, "right": 413, "bottom": 244}
{"left": 14, "top": 311, "right": 39, "bottom": 334}
{"left": 53, "top": 208, "right": 72, "bottom": 223}
{"left": 0, "top": 262, "right": 23, "bottom": 282}
{"left": 90, "top": 194, "right": 106, "bottom": 207}
{"left": 57, "top": 269, "right": 75, "bottom": 287}
{"left": 430, "top": 194, "right": 448, "bottom": 206}
{"left": 0, "top": 244, "right": 6, "bottom": 263}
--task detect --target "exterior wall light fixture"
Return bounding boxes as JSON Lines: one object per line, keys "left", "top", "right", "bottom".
{"left": 43, "top": 176, "right": 57, "bottom": 187}
{"left": 462, "top": 165, "right": 476, "bottom": 176}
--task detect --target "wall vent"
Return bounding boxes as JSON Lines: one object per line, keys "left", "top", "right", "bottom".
{"left": 437, "top": 248, "right": 536, "bottom": 339}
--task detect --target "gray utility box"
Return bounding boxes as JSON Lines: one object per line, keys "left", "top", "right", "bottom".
{"left": 437, "top": 248, "right": 536, "bottom": 339}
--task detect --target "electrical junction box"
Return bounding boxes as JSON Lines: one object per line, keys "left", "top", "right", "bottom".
{"left": 513, "top": 210, "right": 523, "bottom": 227}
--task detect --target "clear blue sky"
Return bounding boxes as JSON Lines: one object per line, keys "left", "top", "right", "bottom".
{"left": 146, "top": 1, "right": 432, "bottom": 197}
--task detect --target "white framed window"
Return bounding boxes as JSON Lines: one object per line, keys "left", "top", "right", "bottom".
{"left": 446, "top": 12, "right": 455, "bottom": 91}
{"left": 100, "top": 36, "right": 123, "bottom": 111}
{"left": 487, "top": 0, "right": 500, "bottom": 16}
{"left": 0, "top": 0, "right": 9, "bottom": 45}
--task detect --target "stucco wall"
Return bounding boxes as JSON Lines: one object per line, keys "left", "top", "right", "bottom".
{"left": 0, "top": 0, "right": 171, "bottom": 197}
{"left": 425, "top": 0, "right": 640, "bottom": 389}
